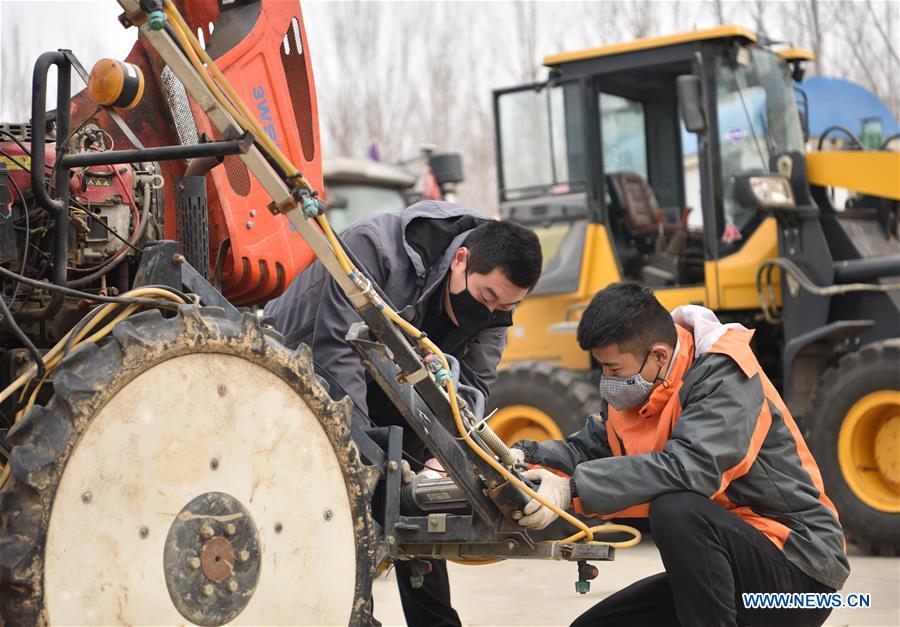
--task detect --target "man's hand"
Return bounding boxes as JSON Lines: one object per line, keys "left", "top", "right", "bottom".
{"left": 518, "top": 468, "right": 572, "bottom": 530}
{"left": 399, "top": 460, "right": 416, "bottom": 485}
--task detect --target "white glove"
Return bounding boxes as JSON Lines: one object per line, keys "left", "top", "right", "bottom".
{"left": 518, "top": 468, "right": 572, "bottom": 530}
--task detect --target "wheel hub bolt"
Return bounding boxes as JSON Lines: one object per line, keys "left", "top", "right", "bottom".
{"left": 201, "top": 584, "right": 214, "bottom": 597}
{"left": 237, "top": 550, "right": 250, "bottom": 563}
{"left": 188, "top": 557, "right": 201, "bottom": 570}
{"left": 227, "top": 579, "right": 239, "bottom": 593}
{"left": 199, "top": 523, "right": 215, "bottom": 539}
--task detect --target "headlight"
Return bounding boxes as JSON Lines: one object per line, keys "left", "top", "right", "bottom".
{"left": 735, "top": 173, "right": 796, "bottom": 211}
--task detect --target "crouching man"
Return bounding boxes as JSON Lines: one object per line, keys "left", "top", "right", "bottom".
{"left": 513, "top": 283, "right": 849, "bottom": 627}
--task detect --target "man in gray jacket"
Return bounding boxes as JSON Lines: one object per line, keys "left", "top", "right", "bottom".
{"left": 514, "top": 284, "right": 848, "bottom": 627}
{"left": 264, "top": 200, "right": 542, "bottom": 626}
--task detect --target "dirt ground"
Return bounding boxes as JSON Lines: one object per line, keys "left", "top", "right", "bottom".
{"left": 372, "top": 540, "right": 900, "bottom": 626}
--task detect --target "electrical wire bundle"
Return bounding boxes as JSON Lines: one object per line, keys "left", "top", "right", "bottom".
{"left": 0, "top": 282, "right": 190, "bottom": 487}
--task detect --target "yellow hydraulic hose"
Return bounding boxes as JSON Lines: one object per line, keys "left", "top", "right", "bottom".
{"left": 0, "top": 288, "right": 188, "bottom": 489}
{"left": 129, "top": 2, "right": 642, "bottom": 554}
{"left": 313, "top": 203, "right": 641, "bottom": 550}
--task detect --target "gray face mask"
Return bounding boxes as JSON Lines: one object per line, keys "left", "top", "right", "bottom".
{"left": 598, "top": 351, "right": 662, "bottom": 411}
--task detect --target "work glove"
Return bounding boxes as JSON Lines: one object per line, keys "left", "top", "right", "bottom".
{"left": 399, "top": 460, "right": 416, "bottom": 485}
{"left": 518, "top": 468, "right": 572, "bottom": 530}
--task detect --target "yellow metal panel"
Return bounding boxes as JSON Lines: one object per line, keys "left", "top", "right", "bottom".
{"left": 706, "top": 217, "right": 780, "bottom": 310}
{"left": 543, "top": 25, "right": 756, "bottom": 66}
{"left": 501, "top": 225, "right": 711, "bottom": 371}
{"left": 501, "top": 224, "right": 620, "bottom": 370}
{"left": 807, "top": 152, "right": 900, "bottom": 201}
{"left": 778, "top": 47, "right": 815, "bottom": 61}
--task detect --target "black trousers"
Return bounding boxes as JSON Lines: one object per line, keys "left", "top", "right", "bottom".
{"left": 393, "top": 558, "right": 461, "bottom": 627}
{"left": 366, "top": 382, "right": 462, "bottom": 626}
{"left": 572, "top": 491, "right": 835, "bottom": 627}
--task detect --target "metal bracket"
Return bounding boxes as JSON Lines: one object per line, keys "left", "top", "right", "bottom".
{"left": 132, "top": 240, "right": 241, "bottom": 319}
{"left": 426, "top": 514, "right": 447, "bottom": 534}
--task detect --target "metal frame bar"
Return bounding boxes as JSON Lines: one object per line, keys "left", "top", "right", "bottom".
{"left": 112, "top": 0, "right": 616, "bottom": 573}
{"left": 59, "top": 134, "right": 252, "bottom": 168}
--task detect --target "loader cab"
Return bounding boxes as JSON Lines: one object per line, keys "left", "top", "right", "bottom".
{"left": 494, "top": 27, "right": 808, "bottom": 368}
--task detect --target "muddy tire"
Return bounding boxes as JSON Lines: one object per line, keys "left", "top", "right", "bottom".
{"left": 0, "top": 307, "right": 376, "bottom": 625}
{"left": 486, "top": 361, "right": 603, "bottom": 444}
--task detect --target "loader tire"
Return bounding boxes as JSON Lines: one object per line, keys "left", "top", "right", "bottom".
{"left": 486, "top": 362, "right": 603, "bottom": 445}
{"left": 0, "top": 307, "right": 376, "bottom": 625}
{"left": 808, "top": 339, "right": 900, "bottom": 556}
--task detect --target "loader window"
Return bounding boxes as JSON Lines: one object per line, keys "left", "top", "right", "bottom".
{"left": 497, "top": 82, "right": 586, "bottom": 200}
{"left": 324, "top": 184, "right": 407, "bottom": 231}
{"left": 599, "top": 93, "right": 648, "bottom": 178}
{"left": 715, "top": 48, "right": 804, "bottom": 234}
{"left": 598, "top": 88, "right": 705, "bottom": 286}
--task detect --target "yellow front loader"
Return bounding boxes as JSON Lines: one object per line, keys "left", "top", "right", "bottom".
{"left": 488, "top": 26, "right": 900, "bottom": 555}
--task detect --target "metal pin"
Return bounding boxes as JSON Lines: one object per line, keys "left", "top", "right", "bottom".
{"left": 139, "top": 526, "right": 149, "bottom": 539}
{"left": 324, "top": 509, "right": 333, "bottom": 521}
{"left": 81, "top": 492, "right": 92, "bottom": 504}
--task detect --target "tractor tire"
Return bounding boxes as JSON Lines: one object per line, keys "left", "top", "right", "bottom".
{"left": 807, "top": 339, "right": 900, "bottom": 556}
{"left": 0, "top": 307, "right": 376, "bottom": 625}
{"left": 486, "top": 361, "right": 603, "bottom": 445}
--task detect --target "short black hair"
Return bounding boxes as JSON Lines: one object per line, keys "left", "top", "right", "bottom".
{"left": 576, "top": 282, "right": 676, "bottom": 355}
{"left": 464, "top": 221, "right": 542, "bottom": 289}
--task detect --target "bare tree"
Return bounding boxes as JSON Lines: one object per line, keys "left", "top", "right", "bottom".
{"left": 713, "top": 0, "right": 727, "bottom": 25}
{"left": 805, "top": 0, "right": 825, "bottom": 76}
{"left": 1, "top": 15, "right": 29, "bottom": 121}
{"left": 749, "top": 0, "right": 767, "bottom": 36}
{"left": 512, "top": 1, "right": 541, "bottom": 83}
{"left": 622, "top": 0, "right": 656, "bottom": 39}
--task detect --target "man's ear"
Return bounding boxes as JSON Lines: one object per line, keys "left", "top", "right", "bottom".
{"left": 452, "top": 247, "right": 469, "bottom": 269}
{"left": 650, "top": 343, "right": 672, "bottom": 367}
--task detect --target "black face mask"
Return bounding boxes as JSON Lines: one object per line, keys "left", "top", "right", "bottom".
{"left": 448, "top": 272, "right": 513, "bottom": 333}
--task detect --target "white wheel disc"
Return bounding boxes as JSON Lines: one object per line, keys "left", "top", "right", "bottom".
{"left": 44, "top": 352, "right": 357, "bottom": 625}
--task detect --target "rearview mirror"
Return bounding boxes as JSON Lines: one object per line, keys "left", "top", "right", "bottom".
{"left": 677, "top": 75, "right": 707, "bottom": 134}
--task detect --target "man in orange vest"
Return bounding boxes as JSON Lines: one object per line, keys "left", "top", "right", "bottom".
{"left": 512, "top": 283, "right": 849, "bottom": 627}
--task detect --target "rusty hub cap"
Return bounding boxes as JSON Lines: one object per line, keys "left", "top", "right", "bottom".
{"left": 163, "top": 492, "right": 261, "bottom": 626}
{"left": 201, "top": 537, "right": 235, "bottom": 583}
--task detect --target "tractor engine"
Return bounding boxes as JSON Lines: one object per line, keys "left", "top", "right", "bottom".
{"left": 0, "top": 121, "right": 163, "bottom": 346}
